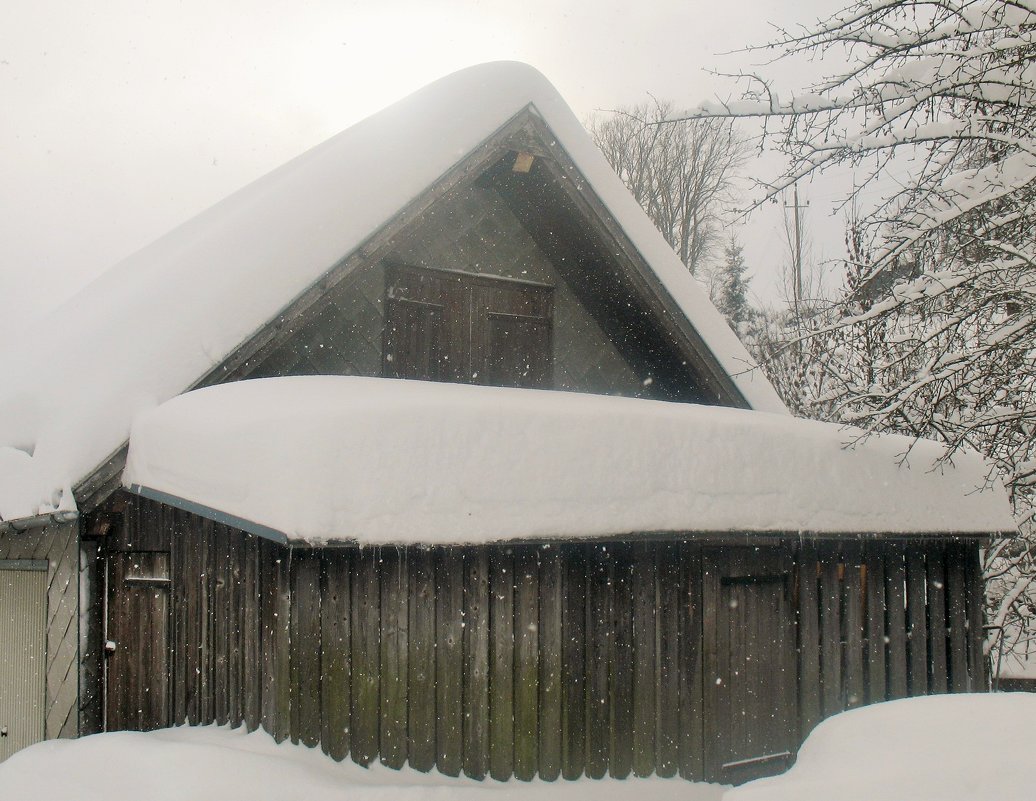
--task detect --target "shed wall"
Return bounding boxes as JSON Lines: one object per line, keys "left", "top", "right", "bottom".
{"left": 105, "top": 497, "right": 987, "bottom": 784}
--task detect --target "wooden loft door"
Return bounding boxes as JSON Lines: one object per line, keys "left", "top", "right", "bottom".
{"left": 384, "top": 265, "right": 553, "bottom": 389}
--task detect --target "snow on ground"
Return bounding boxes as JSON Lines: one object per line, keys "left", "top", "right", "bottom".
{"left": 122, "top": 376, "right": 1014, "bottom": 545}
{"left": 0, "top": 59, "right": 785, "bottom": 526}
{"left": 0, "top": 724, "right": 725, "bottom": 801}
{"left": 726, "top": 693, "right": 1036, "bottom": 801}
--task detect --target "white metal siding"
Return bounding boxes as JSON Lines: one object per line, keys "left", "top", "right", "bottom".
{"left": 0, "top": 563, "right": 47, "bottom": 762}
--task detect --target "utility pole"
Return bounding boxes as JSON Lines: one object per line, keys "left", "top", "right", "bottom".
{"left": 783, "top": 186, "right": 809, "bottom": 326}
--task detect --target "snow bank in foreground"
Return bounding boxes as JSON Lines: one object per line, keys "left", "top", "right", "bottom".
{"left": 123, "top": 376, "right": 1013, "bottom": 544}
{"left": 724, "top": 693, "right": 1036, "bottom": 801}
{"left": 0, "top": 725, "right": 724, "bottom": 801}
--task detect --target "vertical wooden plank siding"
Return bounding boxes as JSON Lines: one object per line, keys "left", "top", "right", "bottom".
{"left": 584, "top": 544, "right": 611, "bottom": 780}
{"left": 818, "top": 549, "right": 843, "bottom": 716}
{"left": 926, "top": 547, "right": 949, "bottom": 694}
{"left": 905, "top": 546, "right": 930, "bottom": 696}
{"left": 654, "top": 542, "right": 680, "bottom": 778}
{"left": 964, "top": 544, "right": 986, "bottom": 691}
{"left": 380, "top": 547, "right": 409, "bottom": 769}
{"left": 489, "top": 549, "right": 515, "bottom": 781}
{"left": 945, "top": 541, "right": 971, "bottom": 693}
{"left": 291, "top": 551, "right": 323, "bottom": 748}
{"left": 677, "top": 544, "right": 703, "bottom": 781}
{"left": 796, "top": 543, "right": 822, "bottom": 738}
{"left": 408, "top": 548, "right": 436, "bottom": 773}
{"left": 609, "top": 543, "right": 634, "bottom": 780}
{"left": 513, "top": 546, "right": 540, "bottom": 781}
{"left": 560, "top": 546, "right": 586, "bottom": 780}
{"left": 435, "top": 550, "right": 464, "bottom": 777}
{"left": 351, "top": 547, "right": 380, "bottom": 766}
{"left": 537, "top": 547, "right": 563, "bottom": 781}
{"left": 107, "top": 511, "right": 991, "bottom": 784}
{"left": 463, "top": 548, "right": 490, "bottom": 780}
{"left": 863, "top": 544, "right": 888, "bottom": 705}
{"left": 885, "top": 544, "right": 909, "bottom": 700}
{"left": 842, "top": 544, "right": 865, "bottom": 709}
{"left": 321, "top": 550, "right": 351, "bottom": 761}
{"left": 631, "top": 541, "right": 656, "bottom": 778}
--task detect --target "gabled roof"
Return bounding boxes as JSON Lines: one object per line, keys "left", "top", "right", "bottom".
{"left": 0, "top": 61, "right": 786, "bottom": 525}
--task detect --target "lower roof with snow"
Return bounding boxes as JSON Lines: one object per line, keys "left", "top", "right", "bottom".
{"left": 122, "top": 377, "right": 1014, "bottom": 545}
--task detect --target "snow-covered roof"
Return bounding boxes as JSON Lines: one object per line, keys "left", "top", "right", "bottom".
{"left": 0, "top": 61, "right": 785, "bottom": 525}
{"left": 122, "top": 377, "right": 1014, "bottom": 545}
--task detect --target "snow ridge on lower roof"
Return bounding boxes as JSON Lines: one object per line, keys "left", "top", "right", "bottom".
{"left": 0, "top": 61, "right": 783, "bottom": 524}
{"left": 123, "top": 377, "right": 1013, "bottom": 545}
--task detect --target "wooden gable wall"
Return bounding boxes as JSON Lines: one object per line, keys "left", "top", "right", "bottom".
{"left": 244, "top": 178, "right": 704, "bottom": 401}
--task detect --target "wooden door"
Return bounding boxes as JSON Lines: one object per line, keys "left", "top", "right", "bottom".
{"left": 703, "top": 548, "right": 796, "bottom": 784}
{"left": 0, "top": 562, "right": 46, "bottom": 762}
{"left": 384, "top": 265, "right": 553, "bottom": 388}
{"left": 105, "top": 552, "right": 171, "bottom": 731}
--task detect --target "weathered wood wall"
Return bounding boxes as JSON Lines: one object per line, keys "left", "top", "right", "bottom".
{"left": 109, "top": 497, "right": 987, "bottom": 783}
{"left": 0, "top": 521, "right": 80, "bottom": 740}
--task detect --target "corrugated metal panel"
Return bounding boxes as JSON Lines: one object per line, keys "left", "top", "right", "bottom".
{"left": 0, "top": 564, "right": 47, "bottom": 762}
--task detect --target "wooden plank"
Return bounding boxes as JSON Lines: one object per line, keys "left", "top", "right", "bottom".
{"left": 655, "top": 542, "right": 680, "bottom": 778}
{"left": 863, "top": 544, "right": 888, "bottom": 705}
{"left": 380, "top": 547, "right": 409, "bottom": 769}
{"left": 609, "top": 543, "right": 634, "bottom": 779}
{"left": 842, "top": 543, "right": 865, "bottom": 709}
{"left": 351, "top": 547, "right": 381, "bottom": 766}
{"left": 945, "top": 541, "right": 971, "bottom": 693}
{"left": 699, "top": 548, "right": 722, "bottom": 782}
{"left": 926, "top": 545, "right": 949, "bottom": 694}
{"left": 818, "top": 547, "right": 843, "bottom": 716}
{"left": 259, "top": 538, "right": 292, "bottom": 741}
{"left": 408, "top": 548, "right": 436, "bottom": 772}
{"left": 199, "top": 517, "right": 215, "bottom": 725}
{"left": 537, "top": 547, "right": 563, "bottom": 781}
{"left": 584, "top": 544, "right": 611, "bottom": 780}
{"left": 242, "top": 534, "right": 261, "bottom": 732}
{"left": 228, "top": 530, "right": 243, "bottom": 730}
{"left": 183, "top": 518, "right": 202, "bottom": 725}
{"left": 797, "top": 542, "right": 822, "bottom": 736}
{"left": 321, "top": 550, "right": 352, "bottom": 761}
{"left": 489, "top": 547, "right": 515, "bottom": 781}
{"left": 906, "top": 546, "right": 929, "bottom": 696}
{"left": 561, "top": 545, "right": 586, "bottom": 780}
{"left": 213, "top": 526, "right": 230, "bottom": 727}
{"left": 964, "top": 543, "right": 986, "bottom": 691}
{"left": 435, "top": 550, "right": 464, "bottom": 777}
{"left": 291, "top": 551, "right": 323, "bottom": 747}
{"left": 463, "top": 547, "right": 490, "bottom": 780}
{"left": 170, "top": 509, "right": 188, "bottom": 726}
{"left": 513, "top": 546, "right": 540, "bottom": 781}
{"left": 885, "top": 544, "right": 909, "bottom": 700}
{"left": 631, "top": 541, "right": 656, "bottom": 778}
{"left": 678, "top": 543, "right": 703, "bottom": 781}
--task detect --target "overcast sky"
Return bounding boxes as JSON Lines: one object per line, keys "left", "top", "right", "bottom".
{"left": 1, "top": 0, "right": 848, "bottom": 326}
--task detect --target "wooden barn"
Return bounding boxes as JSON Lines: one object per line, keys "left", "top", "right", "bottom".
{"left": 0, "top": 62, "right": 1014, "bottom": 783}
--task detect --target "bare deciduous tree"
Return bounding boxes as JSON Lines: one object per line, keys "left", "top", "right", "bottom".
{"left": 587, "top": 99, "right": 748, "bottom": 274}
{"left": 688, "top": 0, "right": 1036, "bottom": 673}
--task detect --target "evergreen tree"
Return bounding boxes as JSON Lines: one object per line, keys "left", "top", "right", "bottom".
{"left": 716, "top": 236, "right": 751, "bottom": 332}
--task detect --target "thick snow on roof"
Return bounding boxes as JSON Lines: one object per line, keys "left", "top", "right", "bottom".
{"left": 122, "top": 377, "right": 1013, "bottom": 545}
{"left": 0, "top": 61, "right": 785, "bottom": 525}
